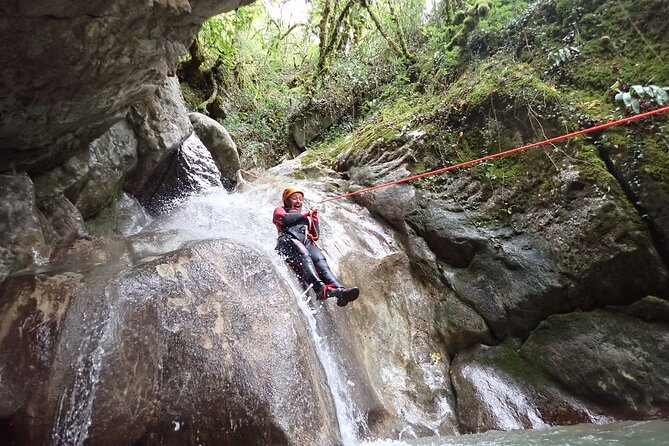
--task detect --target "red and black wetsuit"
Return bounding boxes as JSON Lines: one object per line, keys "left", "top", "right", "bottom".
{"left": 272, "top": 205, "right": 342, "bottom": 292}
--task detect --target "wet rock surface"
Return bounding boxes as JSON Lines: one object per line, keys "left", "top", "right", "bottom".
{"left": 0, "top": 238, "right": 339, "bottom": 445}
{"left": 519, "top": 305, "right": 669, "bottom": 419}
{"left": 1, "top": 0, "right": 668, "bottom": 442}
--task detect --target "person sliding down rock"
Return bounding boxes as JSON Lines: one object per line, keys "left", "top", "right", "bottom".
{"left": 273, "top": 186, "right": 359, "bottom": 307}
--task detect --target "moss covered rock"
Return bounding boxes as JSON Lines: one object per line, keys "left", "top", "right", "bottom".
{"left": 520, "top": 308, "right": 669, "bottom": 418}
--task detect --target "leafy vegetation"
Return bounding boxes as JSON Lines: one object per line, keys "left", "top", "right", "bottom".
{"left": 613, "top": 83, "right": 669, "bottom": 113}
{"left": 177, "top": 0, "right": 669, "bottom": 203}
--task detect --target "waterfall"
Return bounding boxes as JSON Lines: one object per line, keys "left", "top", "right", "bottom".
{"left": 51, "top": 284, "right": 120, "bottom": 445}
{"left": 128, "top": 181, "right": 378, "bottom": 443}
{"left": 45, "top": 176, "right": 669, "bottom": 445}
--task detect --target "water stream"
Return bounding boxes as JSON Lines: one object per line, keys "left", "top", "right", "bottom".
{"left": 140, "top": 180, "right": 388, "bottom": 444}
{"left": 361, "top": 420, "right": 669, "bottom": 446}
{"left": 51, "top": 279, "right": 121, "bottom": 445}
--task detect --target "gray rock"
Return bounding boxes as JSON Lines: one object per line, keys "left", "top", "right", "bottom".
{"left": 333, "top": 251, "right": 481, "bottom": 437}
{"left": 0, "top": 1, "right": 252, "bottom": 175}
{"left": 32, "top": 119, "right": 138, "bottom": 219}
{"left": 75, "top": 119, "right": 138, "bottom": 218}
{"left": 520, "top": 308, "right": 669, "bottom": 418}
{"left": 598, "top": 130, "right": 669, "bottom": 269}
{"left": 84, "top": 192, "right": 152, "bottom": 237}
{"left": 38, "top": 193, "right": 88, "bottom": 249}
{"left": 0, "top": 239, "right": 340, "bottom": 446}
{"left": 0, "top": 174, "right": 49, "bottom": 283}
{"left": 189, "top": 112, "right": 240, "bottom": 190}
{"left": 124, "top": 76, "right": 194, "bottom": 197}
{"left": 134, "top": 133, "right": 222, "bottom": 215}
{"left": 288, "top": 99, "right": 352, "bottom": 152}
{"left": 451, "top": 339, "right": 608, "bottom": 433}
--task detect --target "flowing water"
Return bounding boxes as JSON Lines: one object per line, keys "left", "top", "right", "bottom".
{"left": 136, "top": 178, "right": 392, "bottom": 444}
{"left": 361, "top": 420, "right": 669, "bottom": 446}
{"left": 50, "top": 176, "right": 669, "bottom": 445}
{"left": 50, "top": 275, "right": 123, "bottom": 445}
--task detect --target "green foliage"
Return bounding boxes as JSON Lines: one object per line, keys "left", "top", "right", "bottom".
{"left": 197, "top": 6, "right": 260, "bottom": 71}
{"left": 180, "top": 0, "right": 668, "bottom": 177}
{"left": 416, "top": 0, "right": 529, "bottom": 92}
{"left": 303, "top": 83, "right": 435, "bottom": 165}
{"left": 613, "top": 83, "right": 669, "bottom": 113}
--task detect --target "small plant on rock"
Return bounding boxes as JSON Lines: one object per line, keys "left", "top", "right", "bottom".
{"left": 612, "top": 82, "right": 669, "bottom": 114}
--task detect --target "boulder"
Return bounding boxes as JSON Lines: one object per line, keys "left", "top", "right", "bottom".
{"left": 451, "top": 339, "right": 609, "bottom": 433}
{"left": 0, "top": 174, "right": 49, "bottom": 284}
{"left": 519, "top": 306, "right": 669, "bottom": 418}
{"left": 0, "top": 238, "right": 340, "bottom": 446}
{"left": 124, "top": 76, "right": 194, "bottom": 197}
{"left": 189, "top": 112, "right": 241, "bottom": 190}
{"left": 0, "top": 0, "right": 252, "bottom": 175}
{"left": 32, "top": 119, "right": 138, "bottom": 219}
{"left": 133, "top": 133, "right": 222, "bottom": 215}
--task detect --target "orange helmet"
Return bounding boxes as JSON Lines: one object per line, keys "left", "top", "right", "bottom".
{"left": 282, "top": 186, "right": 304, "bottom": 204}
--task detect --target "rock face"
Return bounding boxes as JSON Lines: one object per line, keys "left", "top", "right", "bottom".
{"left": 0, "top": 0, "right": 250, "bottom": 280}
{"left": 0, "top": 175, "right": 49, "bottom": 283}
{"left": 451, "top": 339, "right": 610, "bottom": 433}
{"left": 0, "top": 0, "right": 251, "bottom": 176}
{"left": 0, "top": 238, "right": 339, "bottom": 446}
{"left": 32, "top": 119, "right": 138, "bottom": 219}
{"left": 2, "top": 0, "right": 669, "bottom": 443}
{"left": 519, "top": 305, "right": 669, "bottom": 419}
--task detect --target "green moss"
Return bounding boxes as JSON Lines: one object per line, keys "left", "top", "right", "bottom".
{"left": 478, "top": 339, "right": 556, "bottom": 387}
{"left": 537, "top": 0, "right": 669, "bottom": 99}
{"left": 640, "top": 132, "right": 669, "bottom": 181}
{"left": 303, "top": 92, "right": 440, "bottom": 166}
{"left": 599, "top": 123, "right": 669, "bottom": 184}
{"left": 179, "top": 82, "right": 206, "bottom": 111}
{"left": 443, "top": 57, "right": 561, "bottom": 112}
{"left": 571, "top": 140, "right": 610, "bottom": 180}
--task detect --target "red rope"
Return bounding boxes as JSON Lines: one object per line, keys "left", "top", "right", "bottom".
{"left": 239, "top": 168, "right": 284, "bottom": 188}
{"left": 316, "top": 106, "right": 669, "bottom": 204}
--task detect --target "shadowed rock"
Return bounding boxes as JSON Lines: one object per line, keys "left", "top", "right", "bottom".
{"left": 451, "top": 339, "right": 609, "bottom": 433}
{"left": 519, "top": 305, "right": 669, "bottom": 419}
{"left": 189, "top": 112, "right": 241, "bottom": 190}
{"left": 0, "top": 1, "right": 252, "bottom": 175}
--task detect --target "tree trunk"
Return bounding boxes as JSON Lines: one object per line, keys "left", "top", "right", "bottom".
{"left": 360, "top": 0, "right": 415, "bottom": 65}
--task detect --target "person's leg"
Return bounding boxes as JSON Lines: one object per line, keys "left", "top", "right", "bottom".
{"left": 306, "top": 242, "right": 359, "bottom": 306}
{"left": 277, "top": 237, "right": 325, "bottom": 292}
{"left": 306, "top": 243, "right": 342, "bottom": 288}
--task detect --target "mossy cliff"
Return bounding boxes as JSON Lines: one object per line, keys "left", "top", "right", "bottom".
{"left": 295, "top": 0, "right": 669, "bottom": 429}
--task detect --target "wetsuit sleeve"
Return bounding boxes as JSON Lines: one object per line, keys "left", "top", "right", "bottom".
{"left": 283, "top": 211, "right": 309, "bottom": 226}
{"left": 273, "top": 206, "right": 286, "bottom": 234}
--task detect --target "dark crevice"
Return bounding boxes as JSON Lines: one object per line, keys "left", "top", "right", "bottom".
{"left": 596, "top": 143, "right": 669, "bottom": 281}
{"left": 0, "top": 418, "right": 19, "bottom": 446}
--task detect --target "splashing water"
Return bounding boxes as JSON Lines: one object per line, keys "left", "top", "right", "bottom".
{"left": 49, "top": 175, "right": 669, "bottom": 445}
{"left": 127, "top": 180, "right": 397, "bottom": 444}
{"left": 51, "top": 286, "right": 119, "bottom": 445}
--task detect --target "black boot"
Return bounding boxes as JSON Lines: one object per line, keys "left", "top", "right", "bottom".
{"left": 297, "top": 254, "right": 327, "bottom": 299}
{"left": 330, "top": 287, "right": 359, "bottom": 307}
